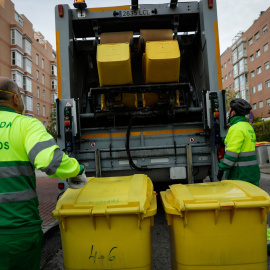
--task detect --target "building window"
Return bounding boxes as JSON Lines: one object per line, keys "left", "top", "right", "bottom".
{"left": 263, "top": 25, "right": 268, "bottom": 35}
{"left": 264, "top": 43, "right": 269, "bottom": 52}
{"left": 266, "top": 80, "right": 270, "bottom": 88}
{"left": 248, "top": 37, "right": 253, "bottom": 46}
{"left": 255, "top": 31, "right": 260, "bottom": 40}
{"left": 238, "top": 48, "right": 243, "bottom": 58}
{"left": 11, "top": 29, "right": 23, "bottom": 48}
{"left": 42, "top": 74, "right": 45, "bottom": 85}
{"left": 51, "top": 64, "right": 57, "bottom": 75}
{"left": 43, "top": 90, "right": 45, "bottom": 101}
{"left": 259, "top": 101, "right": 263, "bottom": 108}
{"left": 257, "top": 66, "right": 262, "bottom": 74}
{"left": 251, "top": 70, "right": 255, "bottom": 78}
{"left": 51, "top": 79, "right": 57, "bottom": 90}
{"left": 250, "top": 54, "right": 254, "bottom": 62}
{"left": 37, "top": 103, "right": 40, "bottom": 115}
{"left": 37, "top": 87, "right": 40, "bottom": 98}
{"left": 225, "top": 75, "right": 227, "bottom": 80}
{"left": 265, "top": 61, "right": 270, "bottom": 70}
{"left": 239, "top": 58, "right": 247, "bottom": 73}
{"left": 23, "top": 77, "right": 32, "bottom": 92}
{"left": 258, "top": 83, "right": 263, "bottom": 91}
{"left": 233, "top": 64, "right": 238, "bottom": 76}
{"left": 234, "top": 78, "right": 239, "bottom": 91}
{"left": 229, "top": 85, "right": 232, "bottom": 90}
{"left": 253, "top": 103, "right": 257, "bottom": 110}
{"left": 251, "top": 86, "right": 256, "bottom": 94}
{"left": 36, "top": 70, "right": 39, "bottom": 81}
{"left": 51, "top": 94, "right": 56, "bottom": 104}
{"left": 228, "top": 58, "right": 231, "bottom": 65}
{"left": 42, "top": 59, "right": 44, "bottom": 69}
{"left": 232, "top": 50, "right": 237, "bottom": 62}
{"left": 24, "top": 57, "right": 32, "bottom": 74}
{"left": 241, "top": 90, "right": 246, "bottom": 100}
{"left": 224, "top": 62, "right": 227, "bottom": 68}
{"left": 43, "top": 105, "right": 46, "bottom": 116}
{"left": 267, "top": 98, "right": 270, "bottom": 106}
{"left": 26, "top": 96, "right": 33, "bottom": 111}
{"left": 11, "top": 71, "right": 23, "bottom": 88}
{"left": 229, "top": 71, "right": 231, "bottom": 77}
{"left": 36, "top": 54, "right": 39, "bottom": 65}
{"left": 239, "top": 74, "right": 245, "bottom": 88}
{"left": 11, "top": 51, "right": 23, "bottom": 68}
{"left": 23, "top": 39, "right": 31, "bottom": 55}
{"left": 256, "top": 49, "right": 261, "bottom": 57}
{"left": 14, "top": 11, "right": 24, "bottom": 26}
{"left": 43, "top": 121, "right": 46, "bottom": 127}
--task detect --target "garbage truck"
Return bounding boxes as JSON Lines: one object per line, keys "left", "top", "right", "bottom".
{"left": 54, "top": 0, "right": 227, "bottom": 192}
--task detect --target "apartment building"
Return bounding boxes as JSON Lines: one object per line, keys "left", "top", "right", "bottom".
{"left": 221, "top": 7, "right": 270, "bottom": 118}
{"left": 0, "top": 0, "right": 57, "bottom": 126}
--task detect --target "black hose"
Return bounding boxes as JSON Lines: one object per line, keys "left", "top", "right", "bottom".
{"left": 125, "top": 116, "right": 151, "bottom": 172}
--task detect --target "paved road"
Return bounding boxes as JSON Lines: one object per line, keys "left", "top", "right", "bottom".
{"left": 41, "top": 174, "right": 270, "bottom": 270}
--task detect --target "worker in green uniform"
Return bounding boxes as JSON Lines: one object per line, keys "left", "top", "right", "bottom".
{"left": 217, "top": 98, "right": 260, "bottom": 186}
{"left": 0, "top": 77, "right": 87, "bottom": 270}
{"left": 216, "top": 98, "right": 270, "bottom": 253}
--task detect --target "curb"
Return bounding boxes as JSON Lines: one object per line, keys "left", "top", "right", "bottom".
{"left": 42, "top": 220, "right": 59, "bottom": 235}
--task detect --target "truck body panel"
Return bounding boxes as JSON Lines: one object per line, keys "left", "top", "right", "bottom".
{"left": 55, "top": 0, "right": 227, "bottom": 187}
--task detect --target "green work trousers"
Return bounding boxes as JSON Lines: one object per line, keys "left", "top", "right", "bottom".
{"left": 0, "top": 230, "right": 43, "bottom": 270}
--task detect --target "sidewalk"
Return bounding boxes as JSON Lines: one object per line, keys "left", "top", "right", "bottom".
{"left": 36, "top": 170, "right": 59, "bottom": 233}
{"left": 260, "top": 164, "right": 270, "bottom": 174}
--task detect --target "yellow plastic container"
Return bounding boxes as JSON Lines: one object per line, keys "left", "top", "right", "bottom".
{"left": 160, "top": 180, "right": 270, "bottom": 270}
{"left": 97, "top": 43, "right": 133, "bottom": 86}
{"left": 53, "top": 174, "right": 157, "bottom": 270}
{"left": 143, "top": 40, "right": 180, "bottom": 83}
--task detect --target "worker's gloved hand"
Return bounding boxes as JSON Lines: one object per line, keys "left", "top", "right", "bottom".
{"left": 68, "top": 171, "right": 87, "bottom": 189}
{"left": 217, "top": 170, "right": 224, "bottom": 181}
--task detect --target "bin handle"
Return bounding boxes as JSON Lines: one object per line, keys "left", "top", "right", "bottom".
{"left": 184, "top": 202, "right": 220, "bottom": 211}
{"left": 58, "top": 209, "right": 92, "bottom": 216}
{"left": 234, "top": 201, "right": 270, "bottom": 209}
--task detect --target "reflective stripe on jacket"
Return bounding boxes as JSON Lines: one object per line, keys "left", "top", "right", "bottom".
{"left": 218, "top": 116, "right": 260, "bottom": 185}
{"left": 0, "top": 106, "right": 80, "bottom": 233}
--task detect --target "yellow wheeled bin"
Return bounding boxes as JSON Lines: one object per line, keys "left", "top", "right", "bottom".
{"left": 143, "top": 40, "right": 180, "bottom": 83}
{"left": 160, "top": 180, "right": 270, "bottom": 270}
{"left": 97, "top": 43, "right": 133, "bottom": 86}
{"left": 53, "top": 174, "right": 157, "bottom": 270}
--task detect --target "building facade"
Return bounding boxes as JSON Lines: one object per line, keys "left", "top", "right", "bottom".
{"left": 0, "top": 0, "right": 57, "bottom": 126}
{"left": 221, "top": 7, "right": 270, "bottom": 118}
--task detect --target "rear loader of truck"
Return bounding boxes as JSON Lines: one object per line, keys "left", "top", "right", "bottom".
{"left": 55, "top": 0, "right": 227, "bottom": 192}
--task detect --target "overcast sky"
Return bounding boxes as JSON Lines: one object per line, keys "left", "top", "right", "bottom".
{"left": 11, "top": 0, "right": 270, "bottom": 54}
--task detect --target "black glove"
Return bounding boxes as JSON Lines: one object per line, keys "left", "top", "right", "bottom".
{"left": 217, "top": 170, "right": 224, "bottom": 181}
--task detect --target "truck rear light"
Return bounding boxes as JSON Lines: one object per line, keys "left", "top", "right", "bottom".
{"left": 58, "top": 5, "right": 64, "bottom": 17}
{"left": 217, "top": 147, "right": 225, "bottom": 161}
{"left": 208, "top": 0, "right": 213, "bottom": 9}
{"left": 74, "top": 0, "right": 87, "bottom": 9}
{"left": 58, "top": 182, "right": 65, "bottom": 189}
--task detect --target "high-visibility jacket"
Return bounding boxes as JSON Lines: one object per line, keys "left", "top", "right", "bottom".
{"left": 218, "top": 116, "right": 260, "bottom": 185}
{"left": 0, "top": 106, "right": 81, "bottom": 234}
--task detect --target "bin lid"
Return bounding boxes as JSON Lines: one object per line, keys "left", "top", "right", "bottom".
{"left": 53, "top": 174, "right": 156, "bottom": 218}
{"left": 97, "top": 43, "right": 130, "bottom": 62}
{"left": 146, "top": 40, "right": 180, "bottom": 59}
{"left": 164, "top": 180, "right": 270, "bottom": 213}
